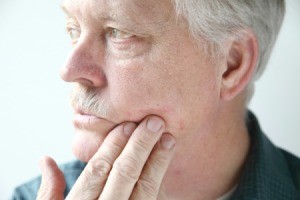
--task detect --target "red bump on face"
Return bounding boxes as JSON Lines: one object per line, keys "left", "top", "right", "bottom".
{"left": 178, "top": 120, "right": 185, "bottom": 130}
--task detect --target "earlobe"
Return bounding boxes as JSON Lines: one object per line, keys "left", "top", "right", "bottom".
{"left": 220, "top": 30, "right": 258, "bottom": 101}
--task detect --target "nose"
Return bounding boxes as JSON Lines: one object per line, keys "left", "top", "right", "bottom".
{"left": 60, "top": 37, "right": 107, "bottom": 88}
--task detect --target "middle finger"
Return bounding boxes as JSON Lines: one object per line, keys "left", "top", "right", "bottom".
{"left": 99, "top": 115, "right": 165, "bottom": 200}
{"left": 66, "top": 122, "right": 137, "bottom": 200}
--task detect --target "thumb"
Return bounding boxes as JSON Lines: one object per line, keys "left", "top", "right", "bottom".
{"left": 37, "top": 156, "right": 66, "bottom": 200}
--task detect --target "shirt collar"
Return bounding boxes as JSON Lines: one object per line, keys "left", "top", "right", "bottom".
{"left": 230, "top": 111, "right": 298, "bottom": 199}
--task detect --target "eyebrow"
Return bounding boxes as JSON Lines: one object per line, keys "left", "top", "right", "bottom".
{"left": 60, "top": 2, "right": 117, "bottom": 23}
{"left": 60, "top": 3, "right": 72, "bottom": 18}
{"left": 59, "top": 1, "right": 166, "bottom": 36}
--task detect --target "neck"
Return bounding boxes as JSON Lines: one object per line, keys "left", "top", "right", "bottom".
{"left": 163, "top": 102, "right": 250, "bottom": 199}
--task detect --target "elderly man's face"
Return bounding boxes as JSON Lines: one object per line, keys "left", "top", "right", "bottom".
{"left": 61, "top": 0, "right": 224, "bottom": 162}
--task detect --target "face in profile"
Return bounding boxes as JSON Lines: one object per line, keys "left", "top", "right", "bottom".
{"left": 61, "top": 0, "right": 224, "bottom": 162}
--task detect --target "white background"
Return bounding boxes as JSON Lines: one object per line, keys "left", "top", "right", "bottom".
{"left": 0, "top": 0, "right": 299, "bottom": 199}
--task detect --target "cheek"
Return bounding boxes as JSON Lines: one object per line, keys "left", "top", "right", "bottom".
{"left": 105, "top": 46, "right": 220, "bottom": 136}
{"left": 107, "top": 66, "right": 180, "bottom": 123}
{"left": 110, "top": 83, "right": 176, "bottom": 122}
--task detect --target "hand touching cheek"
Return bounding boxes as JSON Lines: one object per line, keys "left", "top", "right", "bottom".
{"left": 37, "top": 116, "right": 176, "bottom": 200}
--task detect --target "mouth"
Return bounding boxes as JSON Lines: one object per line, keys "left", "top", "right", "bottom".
{"left": 72, "top": 108, "right": 117, "bottom": 130}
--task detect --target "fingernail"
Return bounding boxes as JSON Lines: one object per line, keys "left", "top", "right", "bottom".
{"left": 161, "top": 134, "right": 176, "bottom": 149}
{"left": 123, "top": 123, "right": 136, "bottom": 135}
{"left": 146, "top": 116, "right": 164, "bottom": 133}
{"left": 39, "top": 156, "right": 50, "bottom": 174}
{"left": 39, "top": 158, "right": 46, "bottom": 174}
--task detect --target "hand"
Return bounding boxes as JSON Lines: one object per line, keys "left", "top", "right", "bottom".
{"left": 37, "top": 116, "right": 176, "bottom": 200}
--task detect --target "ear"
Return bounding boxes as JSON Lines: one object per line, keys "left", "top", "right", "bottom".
{"left": 220, "top": 30, "right": 258, "bottom": 101}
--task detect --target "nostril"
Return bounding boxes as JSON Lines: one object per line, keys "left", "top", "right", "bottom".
{"left": 73, "top": 78, "right": 94, "bottom": 87}
{"left": 60, "top": 49, "right": 107, "bottom": 87}
{"left": 60, "top": 64, "right": 107, "bottom": 87}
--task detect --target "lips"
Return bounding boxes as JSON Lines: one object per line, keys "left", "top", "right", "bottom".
{"left": 72, "top": 108, "right": 116, "bottom": 130}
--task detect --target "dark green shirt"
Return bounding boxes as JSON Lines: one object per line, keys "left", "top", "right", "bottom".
{"left": 11, "top": 112, "right": 300, "bottom": 199}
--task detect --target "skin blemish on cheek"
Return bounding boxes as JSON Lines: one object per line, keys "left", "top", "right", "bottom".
{"left": 178, "top": 120, "right": 185, "bottom": 130}
{"left": 174, "top": 170, "right": 182, "bottom": 176}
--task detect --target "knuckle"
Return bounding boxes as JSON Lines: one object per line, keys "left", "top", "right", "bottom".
{"left": 136, "top": 177, "right": 158, "bottom": 198}
{"left": 134, "top": 138, "right": 150, "bottom": 150}
{"left": 86, "top": 156, "right": 112, "bottom": 179}
{"left": 150, "top": 152, "right": 170, "bottom": 166}
{"left": 37, "top": 188, "right": 48, "bottom": 200}
{"left": 130, "top": 137, "right": 154, "bottom": 155}
{"left": 109, "top": 137, "right": 125, "bottom": 150}
{"left": 37, "top": 189, "right": 61, "bottom": 200}
{"left": 113, "top": 156, "right": 141, "bottom": 181}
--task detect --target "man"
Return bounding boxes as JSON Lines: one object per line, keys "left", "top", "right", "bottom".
{"left": 12, "top": 0, "right": 300, "bottom": 199}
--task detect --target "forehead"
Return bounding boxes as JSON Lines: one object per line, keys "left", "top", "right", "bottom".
{"left": 61, "top": 0, "right": 174, "bottom": 26}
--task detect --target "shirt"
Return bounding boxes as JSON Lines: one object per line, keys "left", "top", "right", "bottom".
{"left": 11, "top": 111, "right": 300, "bottom": 199}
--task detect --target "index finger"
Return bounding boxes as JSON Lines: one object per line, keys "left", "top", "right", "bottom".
{"left": 99, "top": 116, "right": 165, "bottom": 200}
{"left": 66, "top": 122, "right": 137, "bottom": 200}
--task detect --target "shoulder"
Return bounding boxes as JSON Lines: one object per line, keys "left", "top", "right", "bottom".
{"left": 231, "top": 111, "right": 300, "bottom": 199}
{"left": 11, "top": 160, "right": 86, "bottom": 200}
{"left": 280, "top": 149, "right": 300, "bottom": 187}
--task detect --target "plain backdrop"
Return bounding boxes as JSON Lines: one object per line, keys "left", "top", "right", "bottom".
{"left": 0, "top": 0, "right": 299, "bottom": 199}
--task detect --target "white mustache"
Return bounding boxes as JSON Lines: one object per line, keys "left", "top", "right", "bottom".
{"left": 70, "top": 85, "right": 110, "bottom": 119}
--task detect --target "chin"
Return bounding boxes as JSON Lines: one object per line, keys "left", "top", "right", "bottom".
{"left": 71, "top": 129, "right": 106, "bottom": 162}
{"left": 71, "top": 113, "right": 118, "bottom": 162}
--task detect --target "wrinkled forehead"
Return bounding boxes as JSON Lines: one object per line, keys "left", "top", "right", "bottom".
{"left": 61, "top": 0, "right": 175, "bottom": 26}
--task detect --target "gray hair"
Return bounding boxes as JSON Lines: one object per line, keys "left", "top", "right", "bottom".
{"left": 172, "top": 0, "right": 285, "bottom": 81}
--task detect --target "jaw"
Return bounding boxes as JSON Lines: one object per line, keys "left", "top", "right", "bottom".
{"left": 71, "top": 116, "right": 117, "bottom": 162}
{"left": 72, "top": 129, "right": 108, "bottom": 162}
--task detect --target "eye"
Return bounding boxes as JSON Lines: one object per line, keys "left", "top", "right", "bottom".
{"left": 109, "top": 28, "right": 134, "bottom": 41}
{"left": 66, "top": 27, "right": 81, "bottom": 43}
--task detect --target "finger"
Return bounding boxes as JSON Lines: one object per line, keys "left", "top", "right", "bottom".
{"left": 66, "top": 122, "right": 137, "bottom": 200}
{"left": 99, "top": 116, "right": 165, "bottom": 200}
{"left": 130, "top": 133, "right": 176, "bottom": 200}
{"left": 37, "top": 156, "right": 66, "bottom": 200}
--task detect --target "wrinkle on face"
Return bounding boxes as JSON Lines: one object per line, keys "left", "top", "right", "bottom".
{"left": 61, "top": 0, "right": 176, "bottom": 37}
{"left": 62, "top": 0, "right": 220, "bottom": 132}
{"left": 112, "top": 0, "right": 175, "bottom": 31}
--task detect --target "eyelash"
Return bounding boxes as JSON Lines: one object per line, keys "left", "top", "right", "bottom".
{"left": 107, "top": 28, "right": 135, "bottom": 41}
{"left": 66, "top": 24, "right": 135, "bottom": 44}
